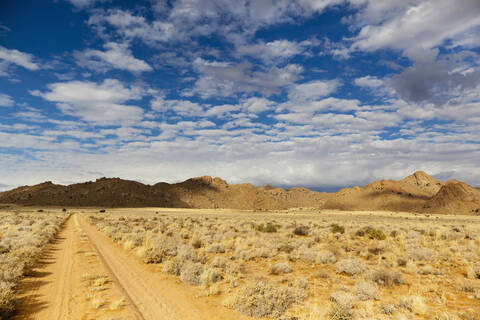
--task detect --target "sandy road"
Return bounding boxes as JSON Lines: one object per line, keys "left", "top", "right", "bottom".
{"left": 13, "top": 213, "right": 249, "bottom": 320}
{"left": 78, "top": 214, "right": 250, "bottom": 320}
{"left": 14, "top": 215, "right": 136, "bottom": 320}
{"left": 13, "top": 215, "right": 79, "bottom": 320}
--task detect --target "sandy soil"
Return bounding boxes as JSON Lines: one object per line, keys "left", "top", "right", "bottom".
{"left": 12, "top": 213, "right": 252, "bottom": 320}
{"left": 13, "top": 215, "right": 136, "bottom": 320}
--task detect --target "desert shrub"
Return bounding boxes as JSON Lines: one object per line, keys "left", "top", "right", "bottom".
{"left": 335, "top": 258, "right": 365, "bottom": 276}
{"left": 143, "top": 247, "right": 164, "bottom": 263}
{"left": 380, "top": 304, "right": 396, "bottom": 315}
{"left": 318, "top": 250, "right": 337, "bottom": 264}
{"left": 293, "top": 226, "right": 309, "bottom": 236}
{"left": 200, "top": 267, "right": 223, "bottom": 287}
{"left": 366, "top": 269, "right": 403, "bottom": 286}
{"left": 399, "top": 295, "right": 427, "bottom": 315}
{"left": 331, "top": 223, "right": 345, "bottom": 234}
{"left": 298, "top": 248, "right": 318, "bottom": 264}
{"left": 354, "top": 281, "right": 378, "bottom": 301}
{"left": 418, "top": 265, "right": 438, "bottom": 275}
{"left": 207, "top": 243, "right": 226, "bottom": 253}
{"left": 329, "top": 291, "right": 356, "bottom": 320}
{"left": 367, "top": 244, "right": 387, "bottom": 255}
{"left": 211, "top": 256, "right": 228, "bottom": 269}
{"left": 10, "top": 246, "right": 40, "bottom": 275}
{"left": 270, "top": 262, "right": 292, "bottom": 275}
{"left": 0, "top": 256, "right": 24, "bottom": 282}
{"left": 316, "top": 270, "right": 331, "bottom": 279}
{"left": 255, "top": 223, "right": 278, "bottom": 233}
{"left": 328, "top": 302, "right": 354, "bottom": 320}
{"left": 0, "top": 281, "right": 15, "bottom": 317}
{"left": 180, "top": 262, "right": 204, "bottom": 285}
{"left": 355, "top": 227, "right": 386, "bottom": 240}
{"left": 162, "top": 258, "right": 182, "bottom": 276}
{"left": 225, "top": 279, "right": 296, "bottom": 318}
{"left": 407, "top": 246, "right": 436, "bottom": 261}
{"left": 330, "top": 291, "right": 358, "bottom": 308}
{"left": 142, "top": 234, "right": 178, "bottom": 263}
{"left": 235, "top": 247, "right": 272, "bottom": 261}
{"left": 278, "top": 244, "right": 294, "bottom": 254}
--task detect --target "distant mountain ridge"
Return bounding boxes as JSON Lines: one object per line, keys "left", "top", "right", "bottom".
{"left": 0, "top": 172, "right": 479, "bottom": 214}
{"left": 0, "top": 176, "right": 329, "bottom": 210}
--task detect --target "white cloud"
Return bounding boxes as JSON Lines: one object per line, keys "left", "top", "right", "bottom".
{"left": 236, "top": 39, "right": 307, "bottom": 63}
{"left": 65, "top": 0, "right": 99, "bottom": 8}
{"left": 0, "top": 93, "right": 14, "bottom": 107}
{"left": 32, "top": 79, "right": 145, "bottom": 125}
{"left": 88, "top": 9, "right": 176, "bottom": 43}
{"left": 2, "top": 118, "right": 479, "bottom": 190}
{"left": 186, "top": 59, "right": 303, "bottom": 98}
{"left": 354, "top": 75, "right": 395, "bottom": 98}
{"left": 241, "top": 97, "right": 275, "bottom": 113}
{"left": 287, "top": 80, "right": 340, "bottom": 101}
{"left": 89, "top": 1, "right": 343, "bottom": 46}
{"left": 75, "top": 42, "right": 152, "bottom": 73}
{"left": 0, "top": 46, "right": 40, "bottom": 76}
{"left": 354, "top": 76, "right": 383, "bottom": 88}
{"left": 151, "top": 97, "right": 205, "bottom": 117}
{"left": 350, "top": 0, "right": 480, "bottom": 55}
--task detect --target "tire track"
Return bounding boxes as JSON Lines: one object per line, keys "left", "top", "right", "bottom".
{"left": 75, "top": 215, "right": 144, "bottom": 320}
{"left": 13, "top": 216, "right": 77, "bottom": 320}
{"left": 78, "top": 214, "right": 251, "bottom": 320}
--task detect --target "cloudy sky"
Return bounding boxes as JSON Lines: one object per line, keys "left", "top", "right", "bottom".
{"left": 0, "top": 0, "right": 479, "bottom": 191}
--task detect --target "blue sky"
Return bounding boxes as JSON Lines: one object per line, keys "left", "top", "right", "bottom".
{"left": 0, "top": 0, "right": 479, "bottom": 191}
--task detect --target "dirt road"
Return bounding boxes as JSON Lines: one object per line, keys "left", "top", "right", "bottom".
{"left": 14, "top": 215, "right": 136, "bottom": 320}
{"left": 13, "top": 215, "right": 78, "bottom": 319}
{"left": 13, "top": 214, "right": 249, "bottom": 320}
{"left": 78, "top": 214, "right": 250, "bottom": 320}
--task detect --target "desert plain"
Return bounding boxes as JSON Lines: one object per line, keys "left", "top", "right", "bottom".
{"left": 1, "top": 203, "right": 479, "bottom": 320}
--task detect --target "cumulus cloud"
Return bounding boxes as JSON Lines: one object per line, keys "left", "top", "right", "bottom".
{"left": 2, "top": 0, "right": 480, "bottom": 191}
{"left": 88, "top": 9, "right": 177, "bottom": 43}
{"left": 391, "top": 59, "right": 480, "bottom": 104}
{"left": 185, "top": 58, "right": 303, "bottom": 98}
{"left": 0, "top": 93, "right": 14, "bottom": 107}
{"left": 287, "top": 80, "right": 340, "bottom": 101}
{"left": 354, "top": 76, "right": 395, "bottom": 98}
{"left": 354, "top": 76, "right": 382, "bottom": 88}
{"left": 2, "top": 117, "right": 479, "bottom": 190}
{"left": 32, "top": 79, "right": 145, "bottom": 125}
{"left": 0, "top": 46, "right": 40, "bottom": 76}
{"left": 236, "top": 39, "right": 312, "bottom": 64}
{"left": 350, "top": 0, "right": 480, "bottom": 54}
{"left": 75, "top": 42, "right": 152, "bottom": 73}
{"left": 151, "top": 97, "right": 205, "bottom": 117}
{"left": 89, "top": 1, "right": 343, "bottom": 46}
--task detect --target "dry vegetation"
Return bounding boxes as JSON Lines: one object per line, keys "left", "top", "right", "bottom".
{"left": 0, "top": 210, "right": 67, "bottom": 318}
{"left": 84, "top": 209, "right": 480, "bottom": 319}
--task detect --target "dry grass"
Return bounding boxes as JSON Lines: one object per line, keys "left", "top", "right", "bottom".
{"left": 85, "top": 208, "right": 480, "bottom": 319}
{"left": 0, "top": 210, "right": 67, "bottom": 318}
{"left": 223, "top": 279, "right": 298, "bottom": 318}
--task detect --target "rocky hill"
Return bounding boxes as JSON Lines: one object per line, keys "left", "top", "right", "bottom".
{"left": 0, "top": 171, "right": 478, "bottom": 214}
{"left": 0, "top": 176, "right": 329, "bottom": 210}
{"left": 324, "top": 171, "right": 479, "bottom": 214}
{"left": 425, "top": 180, "right": 480, "bottom": 214}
